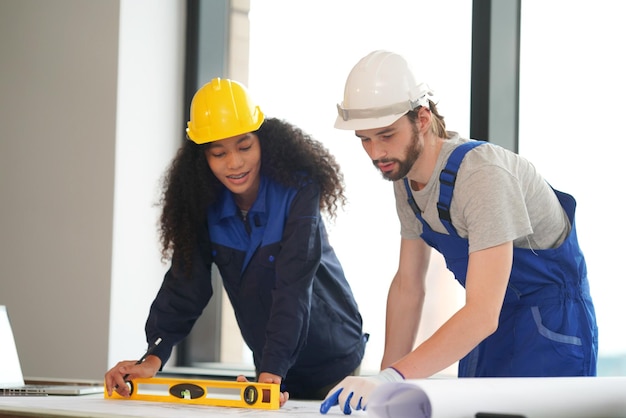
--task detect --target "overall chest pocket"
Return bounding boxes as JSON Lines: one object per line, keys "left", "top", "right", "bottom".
{"left": 246, "top": 244, "right": 279, "bottom": 284}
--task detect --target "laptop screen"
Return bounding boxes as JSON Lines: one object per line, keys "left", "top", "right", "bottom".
{"left": 0, "top": 305, "right": 27, "bottom": 388}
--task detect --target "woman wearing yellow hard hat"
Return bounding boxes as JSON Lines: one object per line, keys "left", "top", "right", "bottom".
{"left": 105, "top": 78, "right": 367, "bottom": 406}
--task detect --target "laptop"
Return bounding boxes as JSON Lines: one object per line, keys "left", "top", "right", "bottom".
{"left": 0, "top": 305, "right": 104, "bottom": 396}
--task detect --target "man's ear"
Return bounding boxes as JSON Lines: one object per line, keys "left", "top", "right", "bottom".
{"left": 417, "top": 106, "right": 432, "bottom": 133}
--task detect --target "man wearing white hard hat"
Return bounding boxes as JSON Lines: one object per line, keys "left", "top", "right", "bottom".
{"left": 321, "top": 50, "right": 598, "bottom": 415}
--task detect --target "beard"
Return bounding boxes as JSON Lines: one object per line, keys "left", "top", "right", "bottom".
{"left": 373, "top": 127, "right": 422, "bottom": 181}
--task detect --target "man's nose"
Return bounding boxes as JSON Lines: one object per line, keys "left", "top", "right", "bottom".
{"left": 366, "top": 140, "right": 386, "bottom": 160}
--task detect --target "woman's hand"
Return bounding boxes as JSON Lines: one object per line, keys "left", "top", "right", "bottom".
{"left": 104, "top": 355, "right": 161, "bottom": 397}
{"left": 237, "top": 372, "right": 289, "bottom": 407}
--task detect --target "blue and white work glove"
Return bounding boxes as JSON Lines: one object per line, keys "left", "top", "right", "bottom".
{"left": 320, "top": 367, "right": 405, "bottom": 415}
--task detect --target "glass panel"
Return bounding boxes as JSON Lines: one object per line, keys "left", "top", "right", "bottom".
{"left": 519, "top": 1, "right": 626, "bottom": 374}
{"left": 248, "top": 0, "right": 472, "bottom": 373}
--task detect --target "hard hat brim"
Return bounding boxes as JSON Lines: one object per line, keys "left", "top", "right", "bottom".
{"left": 333, "top": 112, "right": 407, "bottom": 131}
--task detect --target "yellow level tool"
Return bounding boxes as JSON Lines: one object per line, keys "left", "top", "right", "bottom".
{"left": 105, "top": 376, "right": 280, "bottom": 410}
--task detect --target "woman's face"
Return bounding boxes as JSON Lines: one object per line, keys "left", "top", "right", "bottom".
{"left": 204, "top": 133, "right": 261, "bottom": 210}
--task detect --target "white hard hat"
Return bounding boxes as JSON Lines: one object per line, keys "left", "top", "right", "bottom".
{"left": 335, "top": 50, "right": 433, "bottom": 130}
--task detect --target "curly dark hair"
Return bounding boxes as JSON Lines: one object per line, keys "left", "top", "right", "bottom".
{"left": 158, "top": 117, "right": 346, "bottom": 274}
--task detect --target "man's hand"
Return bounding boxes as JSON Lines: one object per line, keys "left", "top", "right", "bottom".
{"left": 320, "top": 368, "right": 404, "bottom": 415}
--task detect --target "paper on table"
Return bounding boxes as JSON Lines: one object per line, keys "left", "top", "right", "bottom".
{"left": 0, "top": 395, "right": 325, "bottom": 417}
{"left": 367, "top": 376, "right": 626, "bottom": 418}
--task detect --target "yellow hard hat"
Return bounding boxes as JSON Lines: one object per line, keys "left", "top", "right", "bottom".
{"left": 186, "top": 78, "right": 265, "bottom": 144}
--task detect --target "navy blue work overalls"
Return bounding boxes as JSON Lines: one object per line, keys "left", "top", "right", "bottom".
{"left": 403, "top": 141, "right": 598, "bottom": 377}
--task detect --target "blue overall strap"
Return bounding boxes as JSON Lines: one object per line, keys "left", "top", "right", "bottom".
{"left": 403, "top": 178, "right": 424, "bottom": 222}
{"left": 437, "top": 140, "right": 486, "bottom": 236}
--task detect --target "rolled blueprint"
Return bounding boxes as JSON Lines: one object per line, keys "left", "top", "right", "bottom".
{"left": 367, "top": 377, "right": 626, "bottom": 418}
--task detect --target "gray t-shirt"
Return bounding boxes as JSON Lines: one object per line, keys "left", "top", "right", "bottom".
{"left": 394, "top": 133, "right": 570, "bottom": 253}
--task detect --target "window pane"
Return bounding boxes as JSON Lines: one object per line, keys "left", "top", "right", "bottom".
{"left": 248, "top": 0, "right": 472, "bottom": 373}
{"left": 519, "top": 1, "right": 626, "bottom": 370}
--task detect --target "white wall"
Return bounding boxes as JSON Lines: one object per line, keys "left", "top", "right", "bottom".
{"left": 0, "top": 0, "right": 119, "bottom": 379}
{"left": 107, "top": 0, "right": 186, "bottom": 370}
{"left": 0, "top": 0, "right": 185, "bottom": 380}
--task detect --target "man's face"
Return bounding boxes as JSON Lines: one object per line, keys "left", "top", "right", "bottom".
{"left": 355, "top": 115, "right": 422, "bottom": 181}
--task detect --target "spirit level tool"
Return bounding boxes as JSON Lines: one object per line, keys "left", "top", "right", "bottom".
{"left": 105, "top": 377, "right": 280, "bottom": 410}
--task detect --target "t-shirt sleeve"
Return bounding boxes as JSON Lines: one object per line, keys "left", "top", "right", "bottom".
{"left": 454, "top": 164, "right": 533, "bottom": 253}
